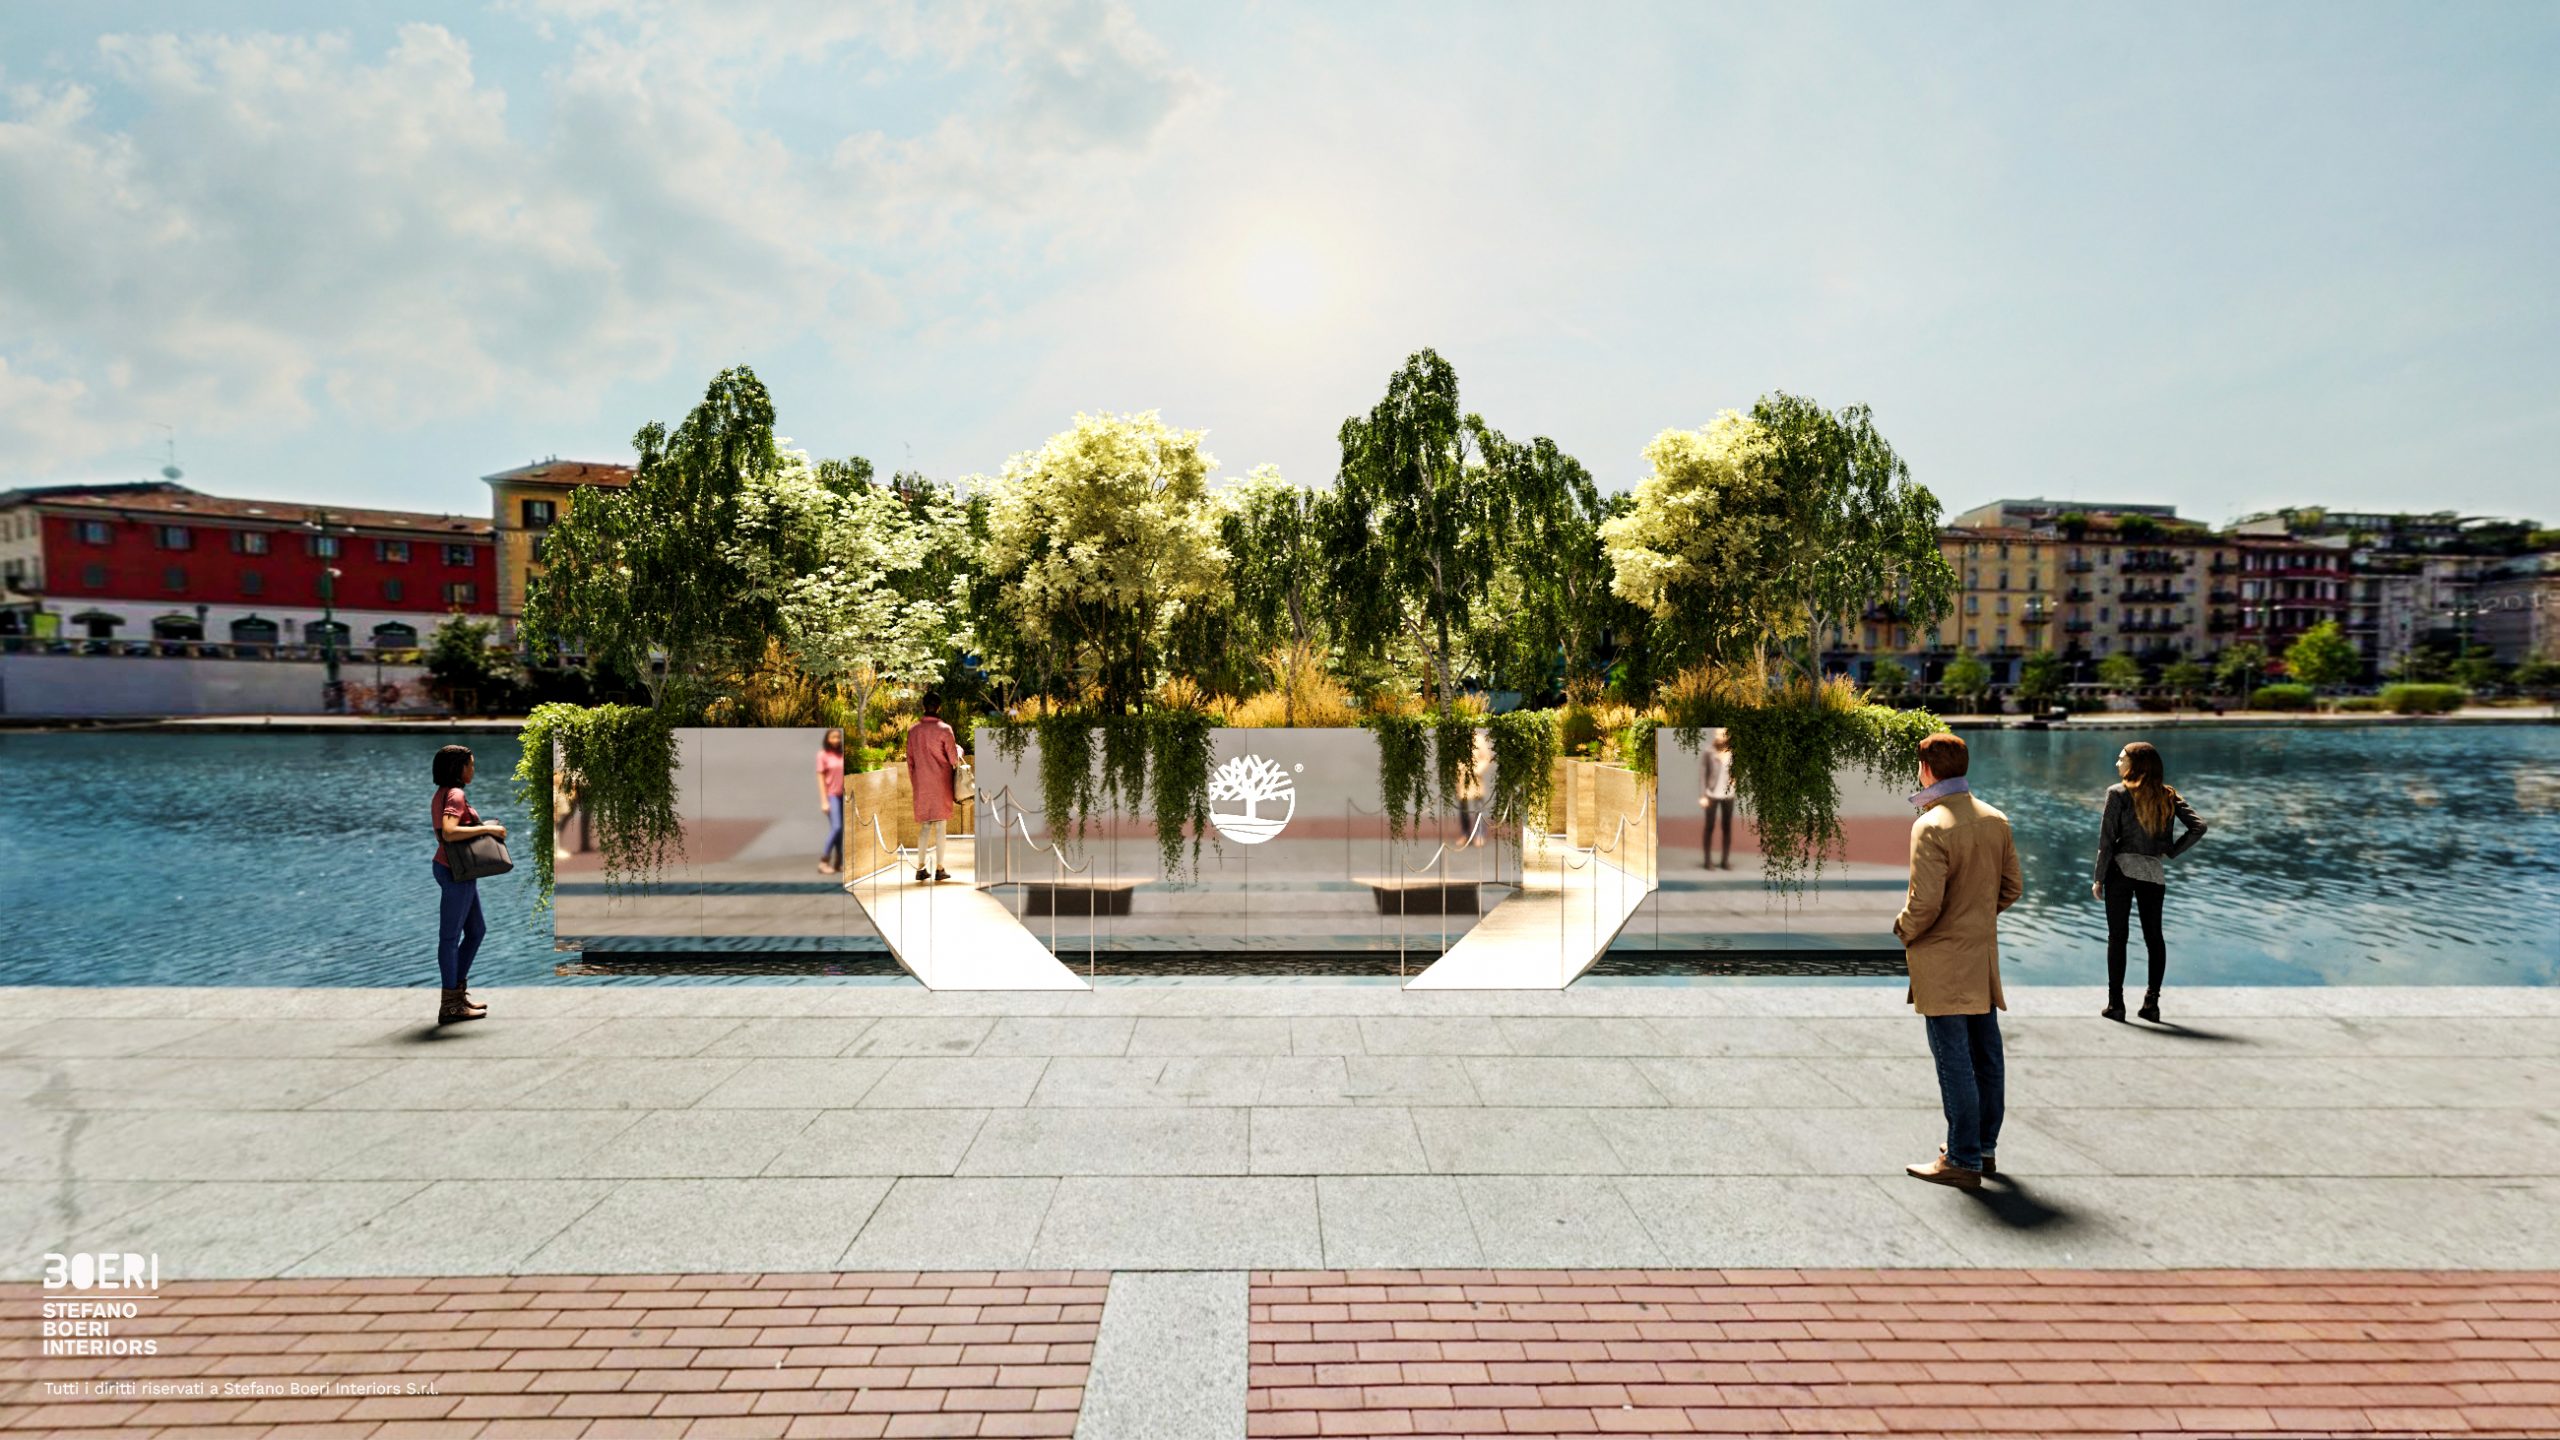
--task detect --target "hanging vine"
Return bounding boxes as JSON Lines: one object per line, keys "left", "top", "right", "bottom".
{"left": 1661, "top": 668, "right": 1942, "bottom": 894}
{"left": 1147, "top": 708, "right": 1217, "bottom": 880}
{"left": 1486, "top": 708, "right": 1559, "bottom": 832}
{"left": 1431, "top": 712, "right": 1478, "bottom": 814}
{"left": 513, "top": 702, "right": 683, "bottom": 903}
{"left": 1099, "top": 711, "right": 1149, "bottom": 815}
{"left": 1365, "top": 711, "right": 1433, "bottom": 840}
{"left": 1034, "top": 710, "right": 1098, "bottom": 844}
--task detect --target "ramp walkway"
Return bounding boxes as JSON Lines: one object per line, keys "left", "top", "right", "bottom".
{"left": 843, "top": 822, "right": 1088, "bottom": 991}
{"left": 1407, "top": 798, "right": 1656, "bottom": 990}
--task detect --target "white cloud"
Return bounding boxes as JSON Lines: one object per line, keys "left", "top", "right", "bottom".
{"left": 0, "top": 1, "right": 1200, "bottom": 479}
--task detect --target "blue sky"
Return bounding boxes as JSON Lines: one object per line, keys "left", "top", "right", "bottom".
{"left": 2, "top": 1, "right": 2553, "bottom": 526}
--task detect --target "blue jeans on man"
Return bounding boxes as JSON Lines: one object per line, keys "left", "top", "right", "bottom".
{"left": 1924, "top": 1011, "right": 2004, "bottom": 1172}
{"left": 433, "top": 860, "right": 486, "bottom": 991}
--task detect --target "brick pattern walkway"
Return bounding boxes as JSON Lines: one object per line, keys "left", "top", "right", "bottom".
{"left": 1246, "top": 1269, "right": 2560, "bottom": 1438}
{"left": 3, "top": 1271, "right": 1105, "bottom": 1439}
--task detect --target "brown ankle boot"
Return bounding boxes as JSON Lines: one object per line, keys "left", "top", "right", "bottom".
{"left": 438, "top": 988, "right": 482, "bottom": 1024}
{"left": 461, "top": 993, "right": 488, "bottom": 1017}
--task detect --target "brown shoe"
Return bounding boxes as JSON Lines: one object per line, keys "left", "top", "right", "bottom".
{"left": 1905, "top": 1155, "right": 1981, "bottom": 1190}
{"left": 1941, "top": 1144, "right": 1995, "bottom": 1176}
{"left": 437, "top": 988, "right": 483, "bottom": 1025}
{"left": 461, "top": 993, "right": 488, "bottom": 1017}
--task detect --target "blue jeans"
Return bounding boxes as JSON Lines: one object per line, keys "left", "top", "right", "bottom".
{"left": 1924, "top": 1011, "right": 2005, "bottom": 1172}
{"left": 820, "top": 794, "right": 845, "bottom": 866}
{"left": 433, "top": 860, "right": 485, "bottom": 991}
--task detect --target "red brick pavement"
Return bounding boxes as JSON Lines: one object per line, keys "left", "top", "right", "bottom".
{"left": 2, "top": 1270, "right": 1106, "bottom": 1439}
{"left": 1247, "top": 1269, "right": 2560, "bottom": 1439}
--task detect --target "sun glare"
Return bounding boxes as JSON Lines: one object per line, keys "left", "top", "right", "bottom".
{"left": 1238, "top": 240, "right": 1324, "bottom": 326}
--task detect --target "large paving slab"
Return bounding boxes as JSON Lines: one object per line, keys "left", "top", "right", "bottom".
{"left": 5, "top": 983, "right": 2559, "bottom": 1278}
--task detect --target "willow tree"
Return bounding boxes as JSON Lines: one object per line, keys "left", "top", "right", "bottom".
{"left": 1327, "top": 348, "right": 1510, "bottom": 707}
{"left": 1218, "top": 466, "right": 1329, "bottom": 720}
{"left": 524, "top": 366, "right": 791, "bottom": 715}
{"left": 976, "top": 410, "right": 1228, "bottom": 714}
{"left": 1485, "top": 431, "right": 1617, "bottom": 698}
{"left": 1751, "top": 393, "right": 1953, "bottom": 686}
{"left": 1600, "top": 411, "right": 1787, "bottom": 674}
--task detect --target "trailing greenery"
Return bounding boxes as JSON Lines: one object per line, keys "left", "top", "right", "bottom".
{"left": 993, "top": 720, "right": 1032, "bottom": 768}
{"left": 1661, "top": 669, "right": 1944, "bottom": 894}
{"left": 1034, "top": 711, "right": 1099, "bottom": 842}
{"left": 1147, "top": 709, "right": 1218, "bottom": 878}
{"left": 1099, "top": 711, "right": 1149, "bottom": 814}
{"left": 1432, "top": 711, "right": 1479, "bottom": 813}
{"left": 1486, "top": 708, "right": 1559, "bottom": 831}
{"left": 514, "top": 702, "right": 682, "bottom": 903}
{"left": 2379, "top": 682, "right": 2464, "bottom": 715}
{"left": 1618, "top": 715, "right": 1662, "bottom": 779}
{"left": 1366, "top": 711, "right": 1433, "bottom": 840}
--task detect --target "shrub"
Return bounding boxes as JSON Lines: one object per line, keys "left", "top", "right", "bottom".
{"left": 1559, "top": 703, "right": 1602, "bottom": 757}
{"left": 2253, "top": 683, "right": 2314, "bottom": 711}
{"left": 2334, "top": 696, "right": 2385, "bottom": 713}
{"left": 2378, "top": 682, "right": 2464, "bottom": 715}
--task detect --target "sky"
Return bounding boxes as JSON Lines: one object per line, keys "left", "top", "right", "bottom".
{"left": 1, "top": 0, "right": 2554, "bottom": 527}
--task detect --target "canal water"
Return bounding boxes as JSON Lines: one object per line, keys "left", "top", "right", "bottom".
{"left": 3, "top": 725, "right": 2555, "bottom": 987}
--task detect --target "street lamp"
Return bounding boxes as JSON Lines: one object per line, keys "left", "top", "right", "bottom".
{"left": 305, "top": 511, "right": 346, "bottom": 714}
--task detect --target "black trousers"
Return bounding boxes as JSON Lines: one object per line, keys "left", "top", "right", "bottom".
{"left": 2104, "top": 868, "right": 2168, "bottom": 998}
{"left": 1703, "top": 797, "right": 1734, "bottom": 865}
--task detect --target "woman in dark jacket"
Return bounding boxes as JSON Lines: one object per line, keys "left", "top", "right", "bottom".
{"left": 2091, "top": 740, "right": 2208, "bottom": 1023}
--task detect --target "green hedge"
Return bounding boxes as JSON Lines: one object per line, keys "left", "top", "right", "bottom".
{"left": 2378, "top": 683, "right": 2464, "bottom": 715}
{"left": 2253, "top": 683, "right": 2314, "bottom": 711}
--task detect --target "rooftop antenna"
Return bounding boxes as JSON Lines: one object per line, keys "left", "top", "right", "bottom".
{"left": 157, "top": 424, "right": 183, "bottom": 482}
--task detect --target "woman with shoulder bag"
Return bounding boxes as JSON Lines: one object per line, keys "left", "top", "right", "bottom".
{"left": 431, "top": 744, "right": 508, "bottom": 1025}
{"left": 2091, "top": 740, "right": 2209, "bottom": 1023}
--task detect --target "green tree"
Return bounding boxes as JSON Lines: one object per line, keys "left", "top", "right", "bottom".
{"left": 1601, "top": 411, "right": 1786, "bottom": 675}
{"left": 2450, "top": 647, "right": 2504, "bottom": 694}
{"left": 2283, "top": 620, "right": 2360, "bottom": 696}
{"left": 424, "top": 614, "right": 516, "bottom": 716}
{"left": 976, "top": 410, "right": 1229, "bottom": 713}
{"left": 1869, "top": 656, "right": 1912, "bottom": 700}
{"left": 1218, "top": 466, "right": 1329, "bottom": 720}
{"left": 2515, "top": 656, "right": 2560, "bottom": 695}
{"left": 2215, "top": 641, "right": 2270, "bottom": 708}
{"left": 1748, "top": 393, "right": 1954, "bottom": 685}
{"left": 2096, "top": 652, "right": 2145, "bottom": 691}
{"left": 1484, "top": 432, "right": 1616, "bottom": 698}
{"left": 2017, "top": 649, "right": 2068, "bottom": 708}
{"left": 2162, "top": 657, "right": 2209, "bottom": 709}
{"left": 1941, "top": 651, "right": 1993, "bottom": 712}
{"left": 1327, "top": 348, "right": 1510, "bottom": 706}
{"left": 524, "top": 367, "right": 791, "bottom": 714}
{"left": 731, "top": 454, "right": 976, "bottom": 749}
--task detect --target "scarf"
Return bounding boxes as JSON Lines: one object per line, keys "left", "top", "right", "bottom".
{"left": 1908, "top": 775, "right": 1972, "bottom": 812}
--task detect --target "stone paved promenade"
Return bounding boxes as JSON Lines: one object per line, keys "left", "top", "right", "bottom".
{"left": 5, "top": 982, "right": 2558, "bottom": 1437}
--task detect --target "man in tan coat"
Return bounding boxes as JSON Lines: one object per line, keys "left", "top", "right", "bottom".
{"left": 1893, "top": 732, "right": 2024, "bottom": 1190}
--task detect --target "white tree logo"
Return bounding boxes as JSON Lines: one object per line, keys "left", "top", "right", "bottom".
{"left": 1207, "top": 753, "right": 1297, "bottom": 844}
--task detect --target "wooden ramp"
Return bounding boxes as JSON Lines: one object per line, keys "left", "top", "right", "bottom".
{"left": 846, "top": 834, "right": 1090, "bottom": 991}
{"left": 1405, "top": 831, "right": 1652, "bottom": 990}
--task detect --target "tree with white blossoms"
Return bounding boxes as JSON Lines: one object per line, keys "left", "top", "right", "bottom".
{"left": 977, "top": 411, "right": 1229, "bottom": 714}
{"left": 1601, "top": 411, "right": 1788, "bottom": 675}
{"left": 730, "top": 453, "right": 976, "bottom": 750}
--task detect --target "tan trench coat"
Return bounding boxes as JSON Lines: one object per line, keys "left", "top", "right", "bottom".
{"left": 1893, "top": 790, "right": 2024, "bottom": 1017}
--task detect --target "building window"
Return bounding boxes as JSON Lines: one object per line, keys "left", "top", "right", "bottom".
{"left": 82, "top": 564, "right": 106, "bottom": 588}
{"left": 2099, "top": 606, "right": 2111, "bottom": 621}
{"left": 1997, "top": 571, "right": 2009, "bottom": 590}
{"left": 1996, "top": 627, "right": 2010, "bottom": 649}
{"left": 1966, "top": 628, "right": 1978, "bottom": 649}
{"left": 443, "top": 581, "right": 478, "bottom": 607}
{"left": 521, "top": 499, "right": 557, "bottom": 529}
{"left": 1964, "top": 595, "right": 1978, "bottom": 614}
{"left": 444, "top": 544, "right": 474, "bottom": 567}
{"left": 156, "top": 525, "right": 192, "bottom": 551}
{"left": 1996, "top": 597, "right": 2010, "bottom": 616}
{"left": 242, "top": 570, "right": 264, "bottom": 596}
{"left": 232, "top": 530, "right": 269, "bottom": 555}
{"left": 529, "top": 534, "right": 548, "bottom": 564}
{"left": 78, "top": 520, "right": 112, "bottom": 545}
{"left": 163, "top": 566, "right": 187, "bottom": 592}
{"left": 307, "top": 534, "right": 341, "bottom": 559}
{"left": 378, "top": 540, "right": 410, "bottom": 563}
{"left": 384, "top": 578, "right": 406, "bottom": 603}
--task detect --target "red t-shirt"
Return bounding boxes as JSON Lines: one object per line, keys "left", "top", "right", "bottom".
{"left": 433, "top": 786, "right": 479, "bottom": 866}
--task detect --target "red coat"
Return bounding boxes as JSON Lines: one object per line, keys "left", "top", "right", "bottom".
{"left": 905, "top": 719, "right": 961, "bottom": 822}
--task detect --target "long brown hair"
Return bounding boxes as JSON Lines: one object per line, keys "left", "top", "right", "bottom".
{"left": 2120, "top": 741, "right": 2177, "bottom": 835}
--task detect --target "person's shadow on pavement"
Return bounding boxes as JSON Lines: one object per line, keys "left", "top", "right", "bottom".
{"left": 2130, "top": 1019, "right": 2249, "bottom": 1043}
{"left": 1965, "top": 1175, "right": 2075, "bottom": 1231}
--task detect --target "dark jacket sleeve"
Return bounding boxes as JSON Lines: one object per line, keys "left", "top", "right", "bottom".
{"left": 2092, "top": 787, "right": 2122, "bottom": 888}
{"left": 2167, "top": 790, "right": 2209, "bottom": 859}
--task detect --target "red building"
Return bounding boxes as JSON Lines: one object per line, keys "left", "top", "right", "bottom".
{"left": 0, "top": 481, "right": 495, "bottom": 652}
{"left": 2226, "top": 535, "right": 2351, "bottom": 652}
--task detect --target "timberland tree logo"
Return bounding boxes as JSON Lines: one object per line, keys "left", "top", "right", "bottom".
{"left": 1206, "top": 754, "right": 1298, "bottom": 844}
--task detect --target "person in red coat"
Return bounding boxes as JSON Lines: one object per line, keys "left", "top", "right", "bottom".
{"left": 904, "top": 692, "right": 961, "bottom": 883}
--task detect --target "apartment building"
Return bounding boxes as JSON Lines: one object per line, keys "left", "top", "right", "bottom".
{"left": 483, "top": 458, "right": 634, "bottom": 642}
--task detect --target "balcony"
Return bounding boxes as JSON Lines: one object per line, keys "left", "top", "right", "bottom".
{"left": 2064, "top": 587, "right": 2095, "bottom": 604}
{"left": 2065, "top": 560, "right": 2094, "bottom": 574}
{"left": 2121, "top": 553, "right": 2190, "bottom": 574}
{"left": 2209, "top": 589, "right": 2238, "bottom": 605}
{"left": 2022, "top": 610, "right": 2051, "bottom": 626}
{"left": 2121, "top": 586, "right": 2180, "bottom": 604}
{"left": 2063, "top": 619, "right": 2094, "bottom": 634}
